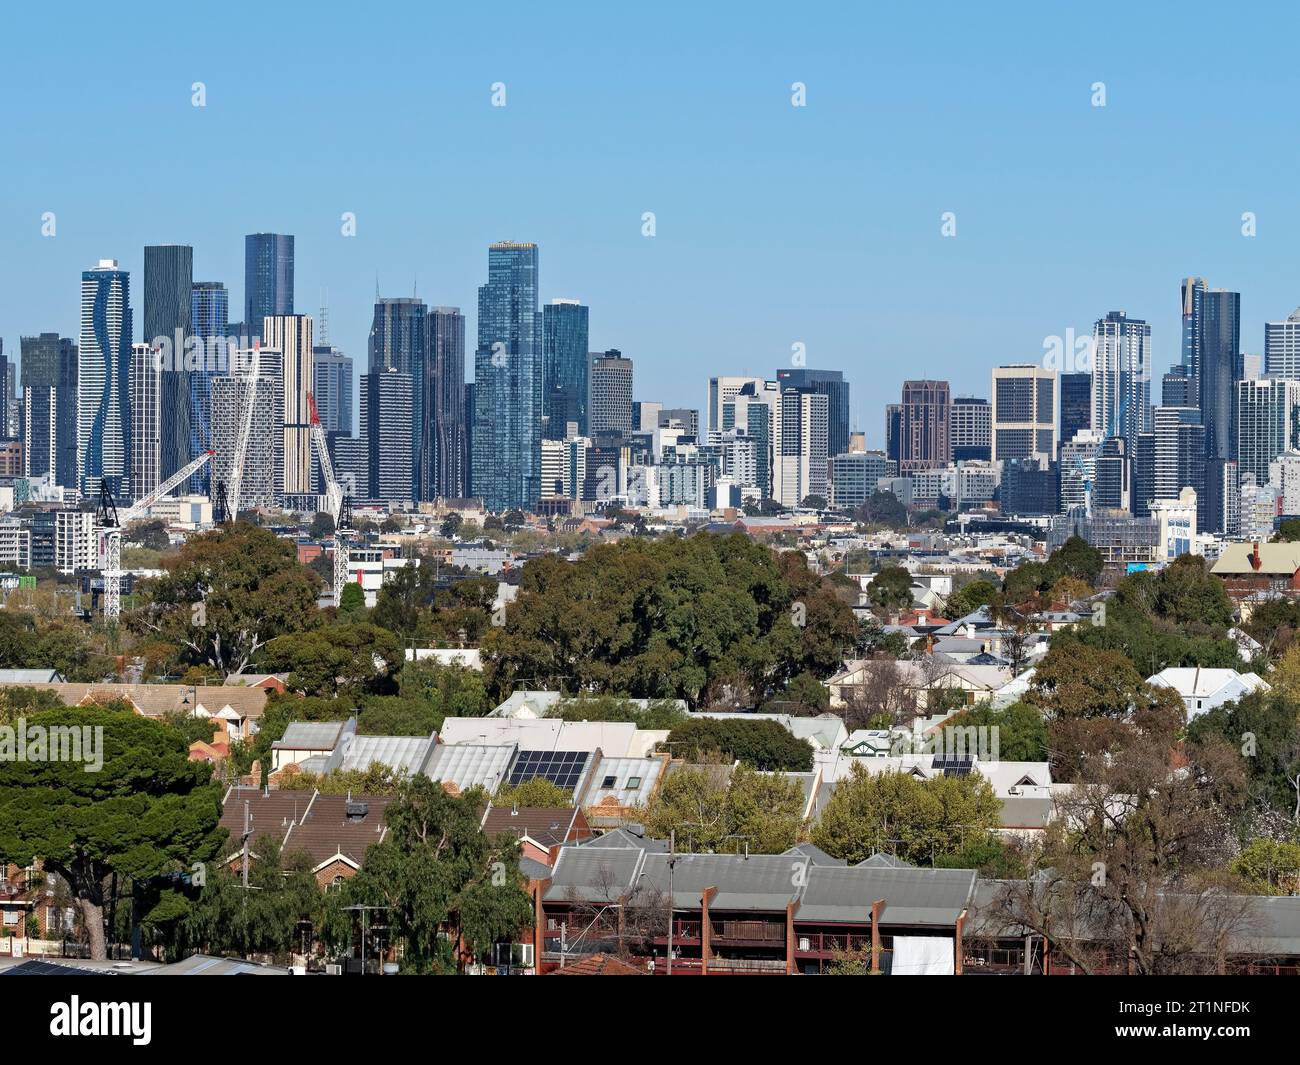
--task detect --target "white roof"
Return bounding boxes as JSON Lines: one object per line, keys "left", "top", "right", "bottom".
{"left": 1146, "top": 667, "right": 1269, "bottom": 699}
{"left": 438, "top": 717, "right": 645, "bottom": 757}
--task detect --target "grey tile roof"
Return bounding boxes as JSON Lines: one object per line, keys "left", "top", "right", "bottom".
{"left": 544, "top": 846, "right": 647, "bottom": 903}
{"left": 639, "top": 853, "right": 803, "bottom": 911}
{"left": 781, "top": 842, "right": 845, "bottom": 866}
{"left": 798, "top": 866, "right": 976, "bottom": 926}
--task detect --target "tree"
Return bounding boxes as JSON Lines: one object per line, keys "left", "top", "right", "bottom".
{"left": 811, "top": 763, "right": 1001, "bottom": 865}
{"left": 309, "top": 512, "right": 336, "bottom": 540}
{"left": 642, "top": 764, "right": 805, "bottom": 853}
{"left": 338, "top": 582, "right": 366, "bottom": 617}
{"left": 840, "top": 658, "right": 920, "bottom": 731}
{"left": 493, "top": 777, "right": 573, "bottom": 808}
{"left": 943, "top": 579, "right": 999, "bottom": 620}
{"left": 131, "top": 522, "right": 322, "bottom": 677}
{"left": 440, "top": 513, "right": 463, "bottom": 539}
{"left": 1188, "top": 689, "right": 1300, "bottom": 820}
{"left": 943, "top": 701, "right": 1047, "bottom": 762}
{"left": 322, "top": 777, "right": 533, "bottom": 972}
{"left": 1048, "top": 535, "right": 1103, "bottom": 587}
{"left": 664, "top": 717, "right": 814, "bottom": 771}
{"left": 867, "top": 566, "right": 914, "bottom": 614}
{"left": 1231, "top": 838, "right": 1300, "bottom": 895}
{"left": 0, "top": 704, "right": 225, "bottom": 960}
{"left": 853, "top": 490, "right": 907, "bottom": 529}
{"left": 261, "top": 622, "right": 401, "bottom": 698}
{"left": 800, "top": 495, "right": 827, "bottom": 511}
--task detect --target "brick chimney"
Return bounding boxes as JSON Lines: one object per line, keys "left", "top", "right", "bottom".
{"left": 1250, "top": 542, "right": 1262, "bottom": 571}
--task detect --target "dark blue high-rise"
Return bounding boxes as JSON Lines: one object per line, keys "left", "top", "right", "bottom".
{"left": 244, "top": 233, "right": 294, "bottom": 339}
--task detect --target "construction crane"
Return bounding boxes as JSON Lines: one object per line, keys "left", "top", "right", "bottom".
{"left": 226, "top": 341, "right": 262, "bottom": 521}
{"left": 98, "top": 450, "right": 214, "bottom": 619}
{"left": 307, "top": 392, "right": 351, "bottom": 605}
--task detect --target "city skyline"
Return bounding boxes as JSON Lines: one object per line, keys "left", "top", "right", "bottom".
{"left": 11, "top": 5, "right": 1300, "bottom": 447}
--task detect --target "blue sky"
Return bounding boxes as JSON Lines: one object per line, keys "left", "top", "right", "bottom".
{"left": 4, "top": 1, "right": 1300, "bottom": 447}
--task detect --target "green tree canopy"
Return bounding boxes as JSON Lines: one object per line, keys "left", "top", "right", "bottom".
{"left": 664, "top": 716, "right": 814, "bottom": 771}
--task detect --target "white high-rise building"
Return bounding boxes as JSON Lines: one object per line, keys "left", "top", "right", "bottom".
{"left": 708, "top": 376, "right": 765, "bottom": 437}
{"left": 1237, "top": 378, "right": 1300, "bottom": 487}
{"left": 130, "top": 341, "right": 161, "bottom": 504}
{"left": 1059, "top": 428, "right": 1104, "bottom": 511}
{"left": 1264, "top": 309, "right": 1300, "bottom": 378}
{"left": 775, "top": 389, "right": 828, "bottom": 507}
{"left": 1091, "top": 311, "right": 1152, "bottom": 444}
{"left": 211, "top": 348, "right": 284, "bottom": 511}
{"left": 262, "top": 315, "right": 313, "bottom": 498}
{"left": 1268, "top": 451, "right": 1300, "bottom": 515}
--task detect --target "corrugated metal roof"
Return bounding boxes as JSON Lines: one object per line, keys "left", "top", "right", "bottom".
{"left": 423, "top": 742, "right": 515, "bottom": 793}
{"left": 544, "top": 846, "right": 645, "bottom": 903}
{"left": 584, "top": 756, "right": 664, "bottom": 810}
{"left": 797, "top": 866, "right": 975, "bottom": 926}
{"left": 337, "top": 734, "right": 434, "bottom": 775}
{"left": 639, "top": 853, "right": 803, "bottom": 911}
{"left": 276, "top": 720, "right": 351, "bottom": 749}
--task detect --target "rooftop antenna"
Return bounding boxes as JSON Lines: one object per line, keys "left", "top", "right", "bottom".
{"left": 318, "top": 288, "right": 329, "bottom": 346}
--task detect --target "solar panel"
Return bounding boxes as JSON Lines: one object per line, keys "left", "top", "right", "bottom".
{"left": 931, "top": 755, "right": 974, "bottom": 776}
{"left": 508, "top": 749, "right": 589, "bottom": 791}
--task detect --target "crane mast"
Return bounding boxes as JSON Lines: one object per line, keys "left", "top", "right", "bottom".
{"left": 307, "top": 392, "right": 351, "bottom": 606}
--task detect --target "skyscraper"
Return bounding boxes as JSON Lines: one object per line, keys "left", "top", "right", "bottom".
{"left": 1264, "top": 308, "right": 1300, "bottom": 379}
{"left": 1199, "top": 287, "right": 1241, "bottom": 462}
{"left": 427, "top": 306, "right": 467, "bottom": 499}
{"left": 1161, "top": 366, "right": 1194, "bottom": 408}
{"left": 542, "top": 299, "right": 589, "bottom": 439}
{"left": 313, "top": 345, "right": 353, "bottom": 436}
{"left": 775, "top": 389, "right": 829, "bottom": 507}
{"left": 1181, "top": 276, "right": 1207, "bottom": 396}
{"left": 190, "top": 280, "right": 229, "bottom": 494}
{"left": 20, "top": 333, "right": 77, "bottom": 489}
{"left": 590, "top": 350, "right": 634, "bottom": 437}
{"left": 362, "top": 369, "right": 414, "bottom": 505}
{"left": 991, "top": 365, "right": 1056, "bottom": 461}
{"left": 130, "top": 341, "right": 161, "bottom": 502}
{"left": 262, "top": 314, "right": 314, "bottom": 499}
{"left": 1091, "top": 311, "right": 1151, "bottom": 446}
{"left": 78, "top": 260, "right": 133, "bottom": 500}
{"left": 1132, "top": 407, "right": 1204, "bottom": 519}
{"left": 244, "top": 234, "right": 294, "bottom": 340}
{"left": 708, "top": 376, "right": 765, "bottom": 438}
{"left": 775, "top": 368, "right": 849, "bottom": 459}
{"left": 473, "top": 241, "right": 541, "bottom": 511}
{"left": 1058, "top": 372, "right": 1092, "bottom": 456}
{"left": 951, "top": 397, "right": 991, "bottom": 462}
{"left": 143, "top": 244, "right": 193, "bottom": 483}
{"left": 369, "top": 297, "right": 427, "bottom": 499}
{"left": 211, "top": 348, "right": 283, "bottom": 510}
{"left": 1236, "top": 378, "right": 1300, "bottom": 487}
{"left": 898, "top": 380, "right": 950, "bottom": 473}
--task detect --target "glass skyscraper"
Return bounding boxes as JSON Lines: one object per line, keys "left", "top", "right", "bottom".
{"left": 1199, "top": 287, "right": 1241, "bottom": 462}
{"left": 78, "top": 260, "right": 133, "bottom": 500}
{"left": 368, "top": 297, "right": 427, "bottom": 500}
{"left": 143, "top": 244, "right": 193, "bottom": 485}
{"left": 427, "top": 306, "right": 466, "bottom": 500}
{"left": 542, "top": 299, "right": 589, "bottom": 438}
{"left": 473, "top": 242, "right": 541, "bottom": 511}
{"left": 775, "top": 368, "right": 850, "bottom": 458}
{"left": 243, "top": 233, "right": 294, "bottom": 339}
{"left": 190, "top": 280, "right": 229, "bottom": 493}
{"left": 20, "top": 332, "right": 78, "bottom": 490}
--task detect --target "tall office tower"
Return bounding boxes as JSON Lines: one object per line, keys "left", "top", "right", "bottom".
{"left": 262, "top": 314, "right": 314, "bottom": 500}
{"left": 1236, "top": 377, "right": 1300, "bottom": 487}
{"left": 898, "top": 380, "right": 951, "bottom": 473}
{"left": 0, "top": 344, "right": 8, "bottom": 442}
{"left": 633, "top": 401, "right": 662, "bottom": 433}
{"left": 1091, "top": 311, "right": 1151, "bottom": 445}
{"left": 1059, "top": 428, "right": 1103, "bottom": 511}
{"left": 328, "top": 435, "right": 370, "bottom": 502}
{"left": 723, "top": 382, "right": 778, "bottom": 499}
{"left": 951, "top": 397, "right": 991, "bottom": 461}
{"left": 540, "top": 438, "right": 566, "bottom": 499}
{"left": 189, "top": 280, "right": 228, "bottom": 494}
{"left": 1270, "top": 452, "right": 1300, "bottom": 514}
{"left": 1132, "top": 407, "right": 1205, "bottom": 518}
{"left": 1058, "top": 372, "right": 1092, "bottom": 457}
{"left": 1000, "top": 457, "right": 1060, "bottom": 517}
{"left": 1265, "top": 308, "right": 1300, "bottom": 378}
{"left": 211, "top": 348, "right": 283, "bottom": 510}
{"left": 1199, "top": 287, "right": 1241, "bottom": 461}
{"left": 885, "top": 403, "right": 902, "bottom": 463}
{"left": 1203, "top": 458, "right": 1239, "bottom": 536}
{"left": 1180, "top": 277, "right": 1207, "bottom": 397}
{"left": 1162, "top": 366, "right": 1193, "bottom": 407}
{"left": 992, "top": 365, "right": 1056, "bottom": 461}
{"left": 143, "top": 244, "right": 194, "bottom": 483}
{"left": 830, "top": 451, "right": 891, "bottom": 510}
{"left": 708, "top": 376, "right": 765, "bottom": 437}
{"left": 244, "top": 234, "right": 294, "bottom": 341}
{"left": 775, "top": 368, "right": 849, "bottom": 458}
{"left": 463, "top": 382, "right": 474, "bottom": 498}
{"left": 20, "top": 333, "right": 77, "bottom": 488}
{"left": 361, "top": 370, "right": 415, "bottom": 505}
{"left": 1240, "top": 353, "right": 1262, "bottom": 381}
{"left": 312, "top": 345, "right": 353, "bottom": 436}
{"left": 590, "top": 350, "right": 634, "bottom": 437}
{"left": 473, "top": 241, "right": 541, "bottom": 511}
{"left": 542, "top": 299, "right": 589, "bottom": 439}
{"left": 130, "top": 342, "right": 161, "bottom": 502}
{"left": 78, "top": 260, "right": 133, "bottom": 500}
{"left": 775, "top": 389, "right": 828, "bottom": 507}
{"left": 368, "top": 296, "right": 426, "bottom": 498}
{"left": 4, "top": 359, "right": 16, "bottom": 440}
{"left": 426, "top": 306, "right": 466, "bottom": 500}
{"left": 1092, "top": 436, "right": 1131, "bottom": 513}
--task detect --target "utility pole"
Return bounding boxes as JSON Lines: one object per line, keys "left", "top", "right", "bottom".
{"left": 666, "top": 829, "right": 676, "bottom": 976}
{"left": 241, "top": 800, "right": 251, "bottom": 889}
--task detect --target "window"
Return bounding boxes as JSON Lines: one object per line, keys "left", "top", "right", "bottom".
{"left": 625, "top": 777, "right": 642, "bottom": 789}
{"left": 602, "top": 775, "right": 617, "bottom": 788}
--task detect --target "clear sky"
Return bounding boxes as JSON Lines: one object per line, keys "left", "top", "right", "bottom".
{"left": 4, "top": 1, "right": 1300, "bottom": 447}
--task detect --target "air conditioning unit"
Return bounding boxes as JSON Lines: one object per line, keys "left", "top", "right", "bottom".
{"left": 324, "top": 963, "right": 342, "bottom": 976}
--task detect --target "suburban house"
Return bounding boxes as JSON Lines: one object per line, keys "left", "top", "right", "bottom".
{"left": 1146, "top": 667, "right": 1270, "bottom": 720}
{"left": 1211, "top": 542, "right": 1300, "bottom": 602}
